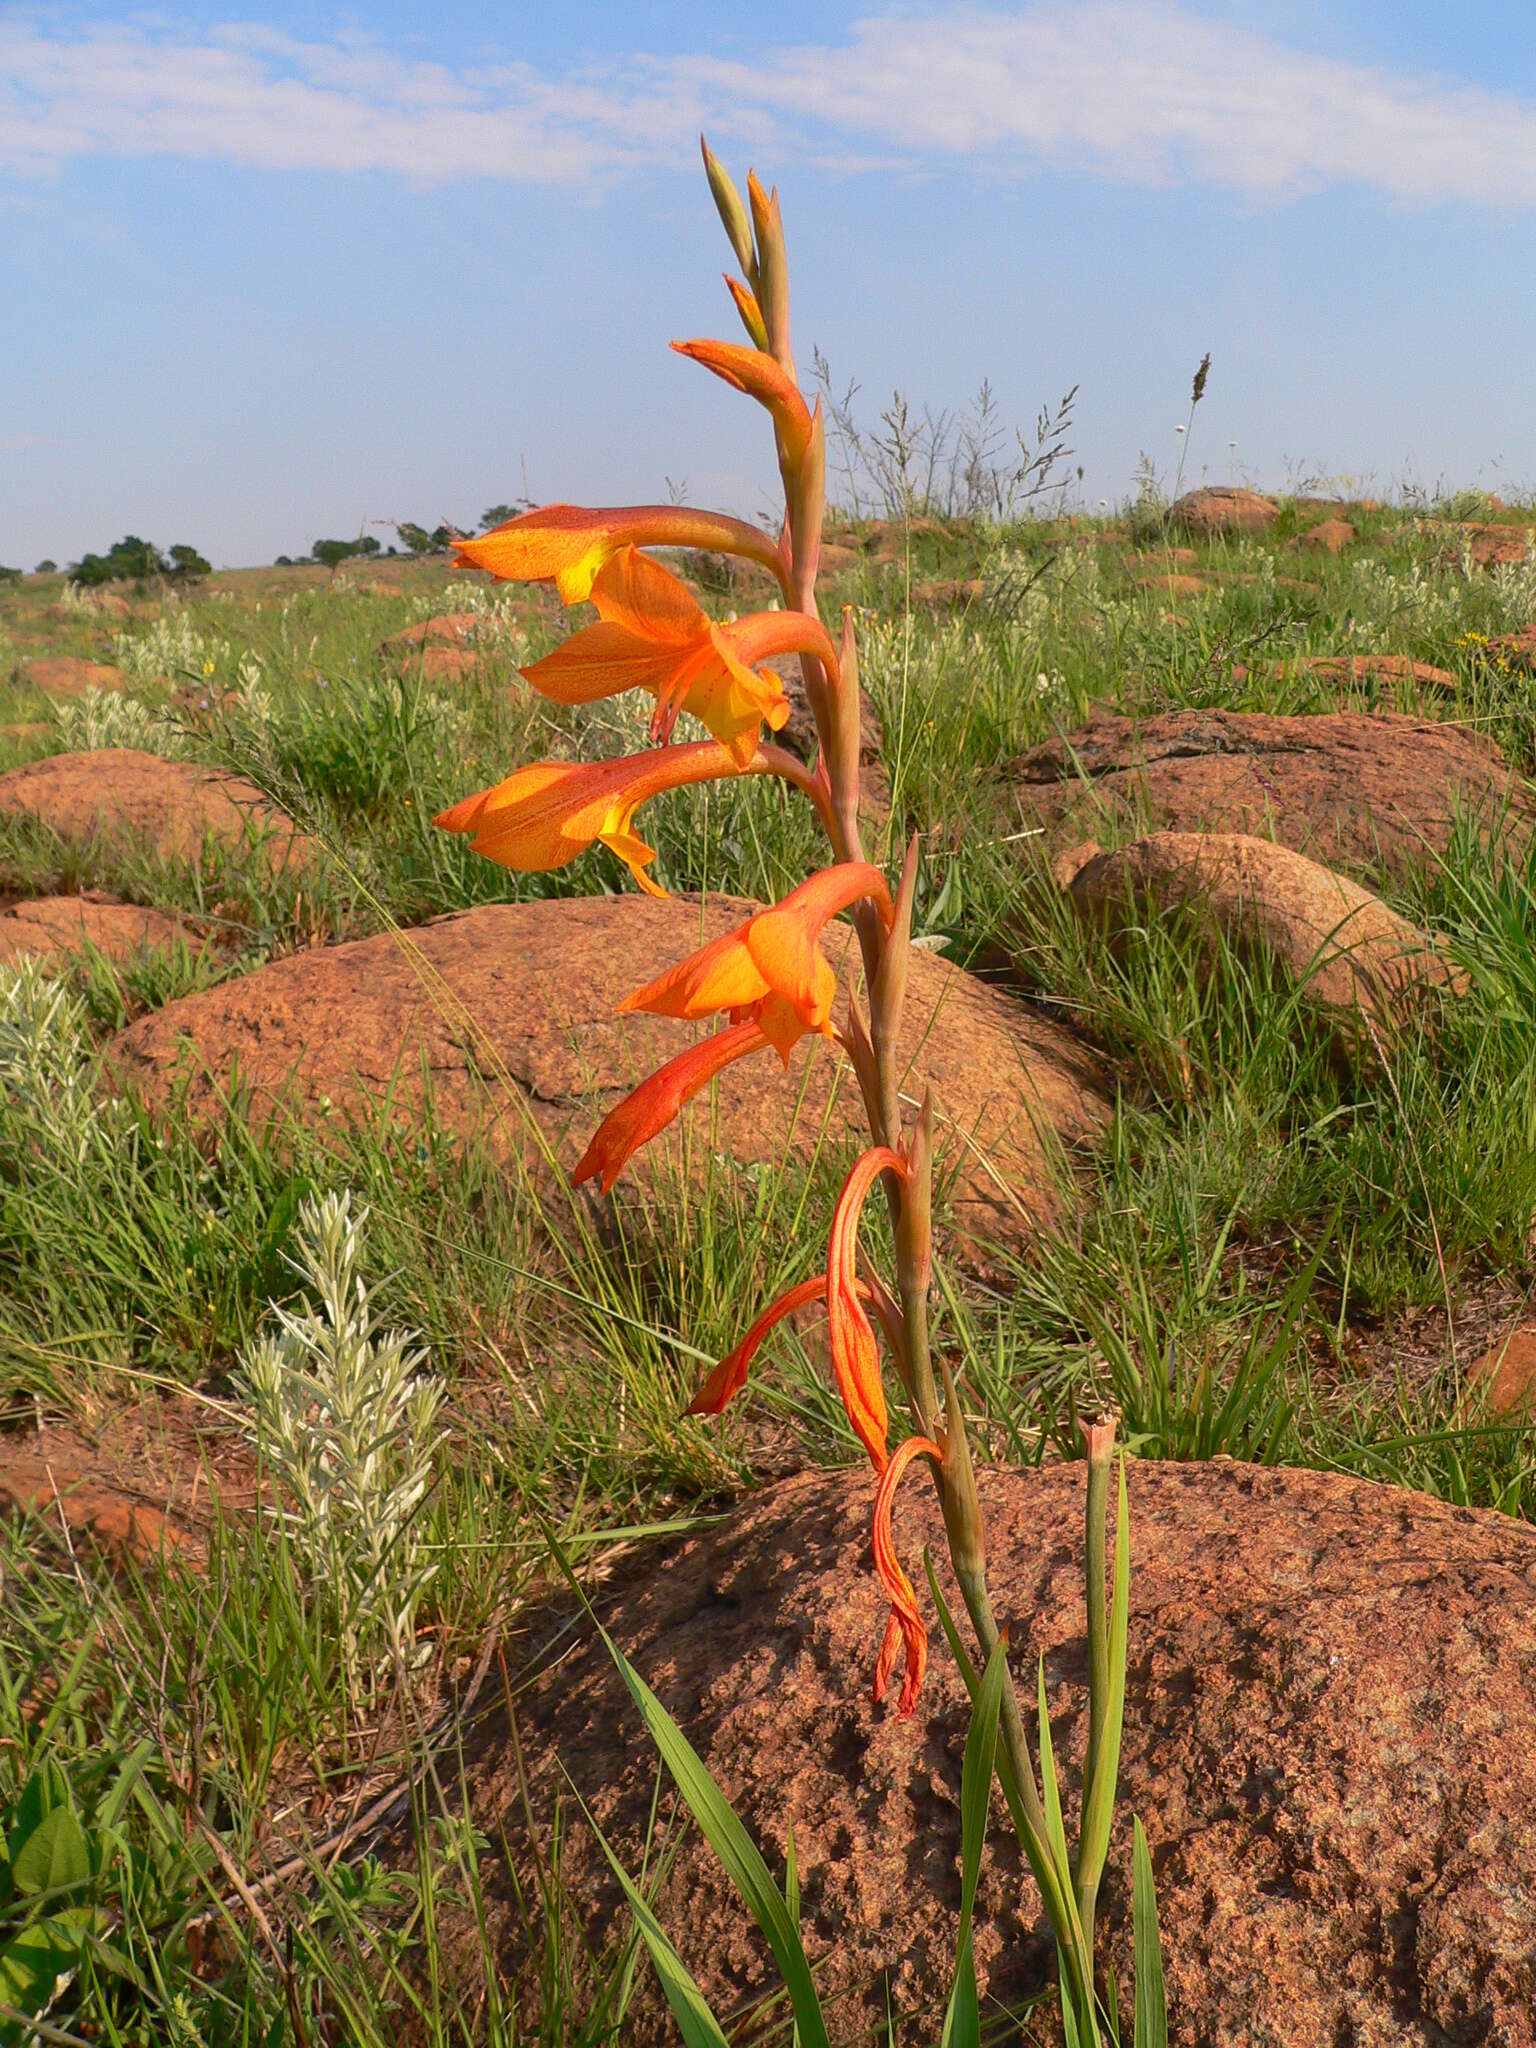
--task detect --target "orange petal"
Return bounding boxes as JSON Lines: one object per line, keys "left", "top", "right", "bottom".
{"left": 686, "top": 1275, "right": 827, "bottom": 1414}
{"left": 617, "top": 927, "right": 771, "bottom": 1021}
{"left": 871, "top": 1434, "right": 944, "bottom": 1715}
{"left": 435, "top": 744, "right": 748, "bottom": 886}
{"left": 521, "top": 622, "right": 689, "bottom": 707}
{"left": 723, "top": 273, "right": 768, "bottom": 349}
{"left": 827, "top": 1144, "right": 908, "bottom": 1470}
{"left": 671, "top": 341, "right": 814, "bottom": 469}
{"left": 587, "top": 547, "right": 709, "bottom": 644}
{"left": 455, "top": 503, "right": 788, "bottom": 604}
{"left": 572, "top": 1020, "right": 768, "bottom": 1192}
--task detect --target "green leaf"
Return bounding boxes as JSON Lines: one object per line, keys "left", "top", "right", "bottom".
{"left": 1037, "top": 1665, "right": 1098, "bottom": 2048}
{"left": 1079, "top": 1461, "right": 1131, "bottom": 1892}
{"left": 547, "top": 1532, "right": 831, "bottom": 2048}
{"left": 11, "top": 1809, "right": 90, "bottom": 1901}
{"left": 941, "top": 1639, "right": 1008, "bottom": 2048}
{"left": 572, "top": 1779, "right": 733, "bottom": 2048}
{"left": 1132, "top": 1818, "right": 1167, "bottom": 2048}
{"left": 0, "top": 1919, "right": 81, "bottom": 2021}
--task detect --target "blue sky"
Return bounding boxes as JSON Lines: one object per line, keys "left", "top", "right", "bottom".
{"left": 6, "top": 2, "right": 1536, "bottom": 569}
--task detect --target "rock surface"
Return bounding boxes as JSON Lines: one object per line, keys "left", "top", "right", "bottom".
{"left": 1468, "top": 1326, "right": 1536, "bottom": 1417}
{"left": 1008, "top": 708, "right": 1532, "bottom": 877}
{"left": 1168, "top": 486, "right": 1279, "bottom": 536}
{"left": 23, "top": 657, "right": 124, "bottom": 695}
{"left": 1296, "top": 517, "right": 1355, "bottom": 554}
{"left": 1229, "top": 653, "right": 1457, "bottom": 693}
{"left": 1056, "top": 831, "right": 1463, "bottom": 1032}
{"left": 104, "top": 895, "right": 1110, "bottom": 1249}
{"left": 469, "top": 1459, "right": 1536, "bottom": 2047}
{"left": 0, "top": 749, "right": 313, "bottom": 868}
{"left": 0, "top": 892, "right": 195, "bottom": 966}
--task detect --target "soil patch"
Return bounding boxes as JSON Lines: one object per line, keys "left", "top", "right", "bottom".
{"left": 23, "top": 657, "right": 124, "bottom": 696}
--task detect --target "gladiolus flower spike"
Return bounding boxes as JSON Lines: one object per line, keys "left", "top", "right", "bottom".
{"left": 686, "top": 1271, "right": 880, "bottom": 1417}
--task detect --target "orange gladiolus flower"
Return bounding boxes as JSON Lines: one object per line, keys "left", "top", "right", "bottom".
{"left": 433, "top": 741, "right": 746, "bottom": 897}
{"left": 520, "top": 547, "right": 836, "bottom": 767}
{"left": 618, "top": 862, "right": 894, "bottom": 1062}
{"left": 453, "top": 503, "right": 789, "bottom": 604}
{"left": 671, "top": 340, "right": 815, "bottom": 469}
{"left": 872, "top": 1434, "right": 944, "bottom": 1716}
{"left": 572, "top": 1019, "right": 767, "bottom": 1194}
{"left": 686, "top": 1271, "right": 894, "bottom": 1416}
{"left": 827, "top": 1144, "right": 908, "bottom": 1470}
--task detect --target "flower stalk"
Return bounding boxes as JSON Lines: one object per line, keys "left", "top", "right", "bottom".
{"left": 437, "top": 135, "right": 1155, "bottom": 2036}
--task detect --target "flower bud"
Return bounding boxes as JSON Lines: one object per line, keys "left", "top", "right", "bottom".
{"left": 700, "top": 136, "right": 755, "bottom": 280}
{"left": 895, "top": 1085, "right": 935, "bottom": 1292}
{"left": 938, "top": 1360, "right": 986, "bottom": 1579}
{"left": 872, "top": 832, "right": 920, "bottom": 1050}
{"left": 748, "top": 171, "right": 792, "bottom": 371}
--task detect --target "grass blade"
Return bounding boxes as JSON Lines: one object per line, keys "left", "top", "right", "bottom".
{"left": 1132, "top": 1818, "right": 1167, "bottom": 2048}
{"left": 941, "top": 1639, "right": 1008, "bottom": 2048}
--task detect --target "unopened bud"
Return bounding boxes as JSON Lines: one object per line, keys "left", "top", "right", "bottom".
{"left": 938, "top": 1360, "right": 986, "bottom": 1577}
{"left": 701, "top": 136, "right": 755, "bottom": 280}
{"left": 872, "top": 832, "right": 920, "bottom": 1048}
{"left": 748, "top": 170, "right": 792, "bottom": 371}
{"left": 724, "top": 273, "right": 768, "bottom": 350}
{"left": 895, "top": 1086, "right": 935, "bottom": 1291}
{"left": 1080, "top": 1412, "right": 1118, "bottom": 1468}
{"left": 841, "top": 994, "right": 884, "bottom": 1139}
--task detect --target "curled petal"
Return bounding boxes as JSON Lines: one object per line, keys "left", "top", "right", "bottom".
{"left": 724, "top": 274, "right": 768, "bottom": 349}
{"left": 827, "top": 1145, "right": 908, "bottom": 1470}
{"left": 685, "top": 1272, "right": 880, "bottom": 1416}
{"left": 454, "top": 502, "right": 788, "bottom": 604}
{"left": 872, "top": 1434, "right": 944, "bottom": 1716}
{"left": 572, "top": 1020, "right": 768, "bottom": 1193}
{"left": 671, "top": 340, "right": 814, "bottom": 469}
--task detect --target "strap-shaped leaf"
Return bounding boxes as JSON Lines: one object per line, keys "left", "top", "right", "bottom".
{"left": 548, "top": 1531, "right": 831, "bottom": 2048}
{"left": 941, "top": 1639, "right": 1008, "bottom": 2048}
{"left": 572, "top": 1777, "right": 733, "bottom": 2048}
{"left": 1079, "top": 1461, "right": 1131, "bottom": 1892}
{"left": 1132, "top": 1817, "right": 1168, "bottom": 2048}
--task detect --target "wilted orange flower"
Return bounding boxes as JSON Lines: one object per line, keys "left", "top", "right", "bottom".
{"left": 618, "top": 862, "right": 894, "bottom": 1061}
{"left": 454, "top": 502, "right": 788, "bottom": 604}
{"left": 572, "top": 1019, "right": 767, "bottom": 1193}
{"left": 827, "top": 1144, "right": 908, "bottom": 1470}
{"left": 433, "top": 741, "right": 746, "bottom": 896}
{"left": 521, "top": 547, "right": 837, "bottom": 766}
{"left": 671, "top": 340, "right": 815, "bottom": 469}
{"left": 872, "top": 1434, "right": 944, "bottom": 1716}
{"left": 686, "top": 1270, "right": 895, "bottom": 1416}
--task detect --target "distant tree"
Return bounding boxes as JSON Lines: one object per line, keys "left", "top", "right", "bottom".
{"left": 0, "top": 565, "right": 20, "bottom": 583}
{"left": 312, "top": 539, "right": 357, "bottom": 571}
{"left": 274, "top": 554, "right": 295, "bottom": 567}
{"left": 166, "top": 542, "right": 211, "bottom": 580}
{"left": 355, "top": 535, "right": 381, "bottom": 556}
{"left": 429, "top": 524, "right": 457, "bottom": 552}
{"left": 35, "top": 559, "right": 57, "bottom": 575}
{"left": 480, "top": 504, "right": 518, "bottom": 529}
{"left": 72, "top": 534, "right": 164, "bottom": 585}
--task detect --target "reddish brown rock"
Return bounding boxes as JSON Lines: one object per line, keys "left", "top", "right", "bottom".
{"left": 469, "top": 1460, "right": 1536, "bottom": 2047}
{"left": 0, "top": 749, "right": 313, "bottom": 869}
{"left": 1468, "top": 1327, "right": 1536, "bottom": 1417}
{"left": 104, "top": 896, "right": 1110, "bottom": 1252}
{"left": 1008, "top": 708, "right": 1533, "bottom": 878}
{"left": 381, "top": 611, "right": 507, "bottom": 681}
{"left": 1484, "top": 625, "right": 1536, "bottom": 674}
{"left": 1169, "top": 486, "right": 1279, "bottom": 537}
{"left": 0, "top": 1394, "right": 258, "bottom": 1568}
{"left": 764, "top": 654, "right": 888, "bottom": 819}
{"left": 1060, "top": 831, "right": 1464, "bottom": 1033}
{"left": 1296, "top": 517, "right": 1355, "bottom": 555}
{"left": 1232, "top": 653, "right": 1457, "bottom": 694}
{"left": 0, "top": 892, "right": 195, "bottom": 966}
{"left": 1135, "top": 571, "right": 1206, "bottom": 597}
{"left": 1467, "top": 526, "right": 1533, "bottom": 568}
{"left": 23, "top": 656, "right": 124, "bottom": 695}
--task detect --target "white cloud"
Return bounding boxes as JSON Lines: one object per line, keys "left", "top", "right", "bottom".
{"left": 4, "top": 4, "right": 1536, "bottom": 206}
